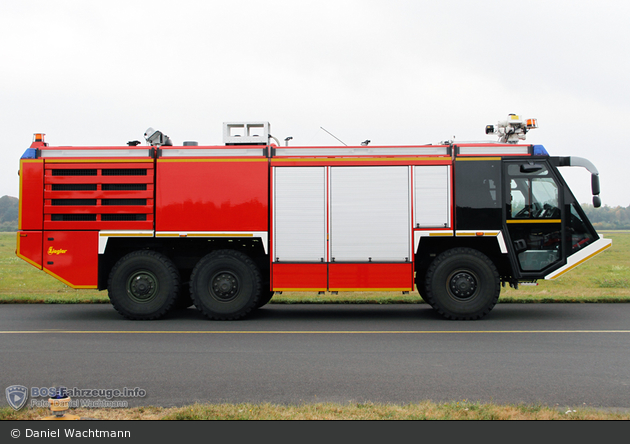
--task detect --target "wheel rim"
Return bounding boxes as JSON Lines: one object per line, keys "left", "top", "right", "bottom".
{"left": 447, "top": 270, "right": 478, "bottom": 301}
{"left": 210, "top": 271, "right": 240, "bottom": 302}
{"left": 126, "top": 271, "right": 159, "bottom": 303}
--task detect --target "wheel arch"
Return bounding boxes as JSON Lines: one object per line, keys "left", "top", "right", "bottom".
{"left": 414, "top": 235, "right": 512, "bottom": 284}
{"left": 98, "top": 236, "right": 269, "bottom": 290}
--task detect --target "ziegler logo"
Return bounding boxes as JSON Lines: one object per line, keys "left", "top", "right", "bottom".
{"left": 47, "top": 246, "right": 68, "bottom": 255}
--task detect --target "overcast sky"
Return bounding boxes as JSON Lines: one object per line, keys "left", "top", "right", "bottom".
{"left": 1, "top": 0, "right": 628, "bottom": 207}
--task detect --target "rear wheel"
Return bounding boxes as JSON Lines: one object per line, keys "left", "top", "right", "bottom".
{"left": 424, "top": 248, "right": 500, "bottom": 320}
{"left": 190, "top": 250, "right": 262, "bottom": 320}
{"left": 107, "top": 250, "right": 180, "bottom": 320}
{"left": 257, "top": 290, "right": 275, "bottom": 308}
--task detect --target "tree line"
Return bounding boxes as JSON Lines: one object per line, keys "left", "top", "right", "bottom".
{"left": 0, "top": 196, "right": 18, "bottom": 231}
{"left": 581, "top": 203, "right": 630, "bottom": 230}
{"left": 0, "top": 195, "right": 628, "bottom": 231}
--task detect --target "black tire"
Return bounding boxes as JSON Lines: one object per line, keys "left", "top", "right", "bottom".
{"left": 107, "top": 250, "right": 180, "bottom": 320}
{"left": 424, "top": 248, "right": 500, "bottom": 320}
{"left": 190, "top": 250, "right": 262, "bottom": 320}
{"left": 257, "top": 290, "right": 274, "bottom": 308}
{"left": 414, "top": 270, "right": 433, "bottom": 306}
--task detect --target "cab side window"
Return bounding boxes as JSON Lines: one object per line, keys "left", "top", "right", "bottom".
{"left": 508, "top": 164, "right": 559, "bottom": 219}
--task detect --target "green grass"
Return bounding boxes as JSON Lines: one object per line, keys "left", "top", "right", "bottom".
{"left": 1, "top": 401, "right": 628, "bottom": 420}
{"left": 1, "top": 231, "right": 628, "bottom": 304}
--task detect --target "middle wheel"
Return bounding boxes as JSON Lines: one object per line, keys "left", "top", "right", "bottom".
{"left": 190, "top": 250, "right": 262, "bottom": 320}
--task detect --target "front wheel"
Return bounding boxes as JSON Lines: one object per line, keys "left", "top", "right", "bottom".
{"left": 107, "top": 250, "right": 180, "bottom": 320}
{"left": 424, "top": 248, "right": 500, "bottom": 320}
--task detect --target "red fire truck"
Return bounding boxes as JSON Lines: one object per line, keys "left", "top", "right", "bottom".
{"left": 16, "top": 116, "right": 611, "bottom": 320}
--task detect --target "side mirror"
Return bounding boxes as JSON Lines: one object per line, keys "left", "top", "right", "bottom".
{"left": 591, "top": 174, "right": 600, "bottom": 196}
{"left": 593, "top": 196, "right": 601, "bottom": 208}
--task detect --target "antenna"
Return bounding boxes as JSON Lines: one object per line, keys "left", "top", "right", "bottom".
{"left": 320, "top": 127, "right": 347, "bottom": 146}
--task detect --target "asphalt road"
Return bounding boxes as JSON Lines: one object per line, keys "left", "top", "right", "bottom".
{"left": 1, "top": 303, "right": 629, "bottom": 410}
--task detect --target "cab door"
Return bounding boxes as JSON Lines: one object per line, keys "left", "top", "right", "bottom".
{"left": 503, "top": 160, "right": 565, "bottom": 278}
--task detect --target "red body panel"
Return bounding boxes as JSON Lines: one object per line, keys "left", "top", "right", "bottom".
{"left": 17, "top": 142, "right": 464, "bottom": 293}
{"left": 272, "top": 263, "right": 328, "bottom": 291}
{"left": 16, "top": 231, "right": 43, "bottom": 269}
{"left": 156, "top": 159, "right": 269, "bottom": 232}
{"left": 19, "top": 160, "right": 44, "bottom": 230}
{"left": 271, "top": 263, "right": 414, "bottom": 291}
{"left": 42, "top": 231, "right": 98, "bottom": 288}
{"left": 328, "top": 263, "right": 414, "bottom": 291}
